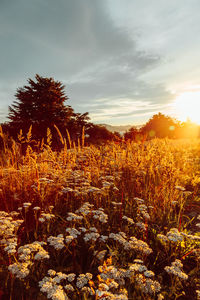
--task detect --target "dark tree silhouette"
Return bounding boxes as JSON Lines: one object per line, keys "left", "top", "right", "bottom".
{"left": 8, "top": 74, "right": 74, "bottom": 140}
{"left": 86, "top": 124, "right": 117, "bottom": 144}
{"left": 124, "top": 126, "right": 139, "bottom": 141}
{"left": 68, "top": 112, "right": 91, "bottom": 140}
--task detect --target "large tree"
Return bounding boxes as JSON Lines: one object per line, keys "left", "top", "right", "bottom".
{"left": 140, "top": 113, "right": 180, "bottom": 139}
{"left": 8, "top": 74, "right": 74, "bottom": 139}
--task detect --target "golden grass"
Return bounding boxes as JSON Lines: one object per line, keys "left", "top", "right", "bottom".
{"left": 0, "top": 129, "right": 199, "bottom": 299}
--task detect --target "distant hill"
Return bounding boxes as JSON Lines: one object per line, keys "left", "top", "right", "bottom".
{"left": 99, "top": 124, "right": 142, "bottom": 134}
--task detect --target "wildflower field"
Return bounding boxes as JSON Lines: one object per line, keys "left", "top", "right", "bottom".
{"left": 0, "top": 133, "right": 200, "bottom": 299}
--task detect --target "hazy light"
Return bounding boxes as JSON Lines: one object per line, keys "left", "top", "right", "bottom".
{"left": 169, "top": 126, "right": 175, "bottom": 131}
{"left": 174, "top": 91, "right": 200, "bottom": 124}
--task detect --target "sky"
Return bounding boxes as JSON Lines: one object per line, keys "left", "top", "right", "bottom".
{"left": 1, "top": 0, "right": 200, "bottom": 125}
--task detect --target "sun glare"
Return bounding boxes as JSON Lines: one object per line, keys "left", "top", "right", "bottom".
{"left": 174, "top": 91, "right": 200, "bottom": 124}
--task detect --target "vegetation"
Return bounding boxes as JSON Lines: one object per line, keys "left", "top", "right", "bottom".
{"left": 6, "top": 74, "right": 90, "bottom": 148}
{"left": 2, "top": 74, "right": 121, "bottom": 149}
{"left": 0, "top": 75, "right": 200, "bottom": 299}
{"left": 124, "top": 113, "right": 200, "bottom": 141}
{"left": 0, "top": 127, "right": 199, "bottom": 300}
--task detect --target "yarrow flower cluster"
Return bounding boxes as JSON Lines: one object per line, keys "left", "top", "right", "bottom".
{"left": 166, "top": 228, "right": 184, "bottom": 242}
{"left": 0, "top": 212, "right": 23, "bottom": 254}
{"left": 8, "top": 261, "right": 32, "bottom": 279}
{"left": 39, "top": 212, "right": 55, "bottom": 223}
{"left": 109, "top": 232, "right": 152, "bottom": 255}
{"left": 91, "top": 208, "right": 108, "bottom": 223}
{"left": 47, "top": 234, "right": 65, "bottom": 250}
{"left": 164, "top": 259, "right": 188, "bottom": 280}
{"left": 75, "top": 202, "right": 94, "bottom": 215}
{"left": 39, "top": 273, "right": 67, "bottom": 300}
{"left": 122, "top": 215, "right": 134, "bottom": 225}
{"left": 66, "top": 212, "right": 83, "bottom": 222}
{"left": 83, "top": 227, "right": 100, "bottom": 242}
{"left": 8, "top": 241, "right": 49, "bottom": 279}
{"left": 76, "top": 273, "right": 93, "bottom": 288}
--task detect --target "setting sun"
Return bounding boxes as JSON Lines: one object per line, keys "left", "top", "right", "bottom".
{"left": 174, "top": 91, "right": 200, "bottom": 124}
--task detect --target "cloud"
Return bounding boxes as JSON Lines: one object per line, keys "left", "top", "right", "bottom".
{"left": 1, "top": 0, "right": 198, "bottom": 124}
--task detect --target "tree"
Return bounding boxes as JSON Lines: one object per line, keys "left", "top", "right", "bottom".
{"left": 86, "top": 124, "right": 117, "bottom": 144}
{"left": 8, "top": 74, "right": 75, "bottom": 141}
{"left": 124, "top": 126, "right": 139, "bottom": 141}
{"left": 140, "top": 113, "right": 180, "bottom": 139}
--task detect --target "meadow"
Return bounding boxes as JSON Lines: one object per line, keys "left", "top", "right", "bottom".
{"left": 0, "top": 130, "right": 199, "bottom": 299}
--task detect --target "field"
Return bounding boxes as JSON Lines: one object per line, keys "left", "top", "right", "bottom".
{"left": 0, "top": 135, "right": 200, "bottom": 299}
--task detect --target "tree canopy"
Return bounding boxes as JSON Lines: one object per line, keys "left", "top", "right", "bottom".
{"left": 7, "top": 74, "right": 90, "bottom": 145}
{"left": 140, "top": 113, "right": 179, "bottom": 139}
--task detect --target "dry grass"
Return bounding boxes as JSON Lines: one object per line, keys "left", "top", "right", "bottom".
{"left": 0, "top": 129, "right": 199, "bottom": 299}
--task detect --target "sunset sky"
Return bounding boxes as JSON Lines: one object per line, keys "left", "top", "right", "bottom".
{"left": 1, "top": 0, "right": 200, "bottom": 125}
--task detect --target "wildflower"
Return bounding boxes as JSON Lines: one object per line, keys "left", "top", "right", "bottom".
{"left": 129, "top": 263, "right": 147, "bottom": 273}
{"left": 98, "top": 283, "right": 109, "bottom": 291}
{"left": 108, "top": 279, "right": 119, "bottom": 289}
{"left": 34, "top": 249, "right": 49, "bottom": 260}
{"left": 75, "top": 202, "right": 93, "bottom": 215}
{"left": 88, "top": 186, "right": 101, "bottom": 193}
{"left": 39, "top": 275, "right": 67, "bottom": 300}
{"left": 135, "top": 274, "right": 161, "bottom": 295}
{"left": 8, "top": 261, "right": 32, "bottom": 279}
{"left": 66, "top": 212, "right": 83, "bottom": 221}
{"left": 23, "top": 202, "right": 32, "bottom": 207}
{"left": 164, "top": 259, "right": 188, "bottom": 280}
{"left": 54, "top": 272, "right": 67, "bottom": 283}
{"left": 39, "top": 217, "right": 45, "bottom": 223}
{"left": 99, "top": 235, "right": 108, "bottom": 242}
{"left": 157, "top": 293, "right": 165, "bottom": 300}
{"left": 47, "top": 235, "right": 65, "bottom": 250}
{"left": 48, "top": 269, "right": 57, "bottom": 277}
{"left": 122, "top": 216, "right": 134, "bottom": 224}
{"left": 111, "top": 201, "right": 122, "bottom": 206}
{"left": 10, "top": 211, "right": 20, "bottom": 217}
{"left": 76, "top": 274, "right": 90, "bottom": 288}
{"left": 65, "top": 236, "right": 74, "bottom": 243}
{"left": 175, "top": 185, "right": 185, "bottom": 191}
{"left": 64, "top": 284, "right": 74, "bottom": 292}
{"left": 89, "top": 227, "right": 98, "bottom": 232}
{"left": 92, "top": 209, "right": 108, "bottom": 223}
{"left": 166, "top": 228, "right": 183, "bottom": 242}
{"left": 66, "top": 273, "right": 76, "bottom": 282}
{"left": 144, "top": 270, "right": 155, "bottom": 278}
{"left": 136, "top": 222, "right": 147, "bottom": 231}
{"left": 157, "top": 234, "right": 168, "bottom": 243}
{"left": 81, "top": 286, "right": 95, "bottom": 296}
{"left": 171, "top": 201, "right": 178, "bottom": 205}
{"left": 134, "top": 197, "right": 145, "bottom": 203}
{"left": 66, "top": 228, "right": 81, "bottom": 238}
{"left": 196, "top": 290, "right": 200, "bottom": 300}
{"left": 41, "top": 213, "right": 55, "bottom": 221}
{"left": 84, "top": 232, "right": 100, "bottom": 242}
{"left": 33, "top": 206, "right": 40, "bottom": 211}
{"left": 4, "top": 240, "right": 17, "bottom": 254}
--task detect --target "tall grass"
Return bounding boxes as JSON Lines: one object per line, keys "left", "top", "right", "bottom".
{"left": 0, "top": 129, "right": 199, "bottom": 299}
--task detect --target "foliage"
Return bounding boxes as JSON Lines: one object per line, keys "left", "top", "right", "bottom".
{"left": 140, "top": 113, "right": 180, "bottom": 139}
{"left": 7, "top": 74, "right": 90, "bottom": 148}
{"left": 86, "top": 124, "right": 119, "bottom": 144}
{"left": 124, "top": 126, "right": 141, "bottom": 141}
{"left": 0, "top": 129, "right": 199, "bottom": 299}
